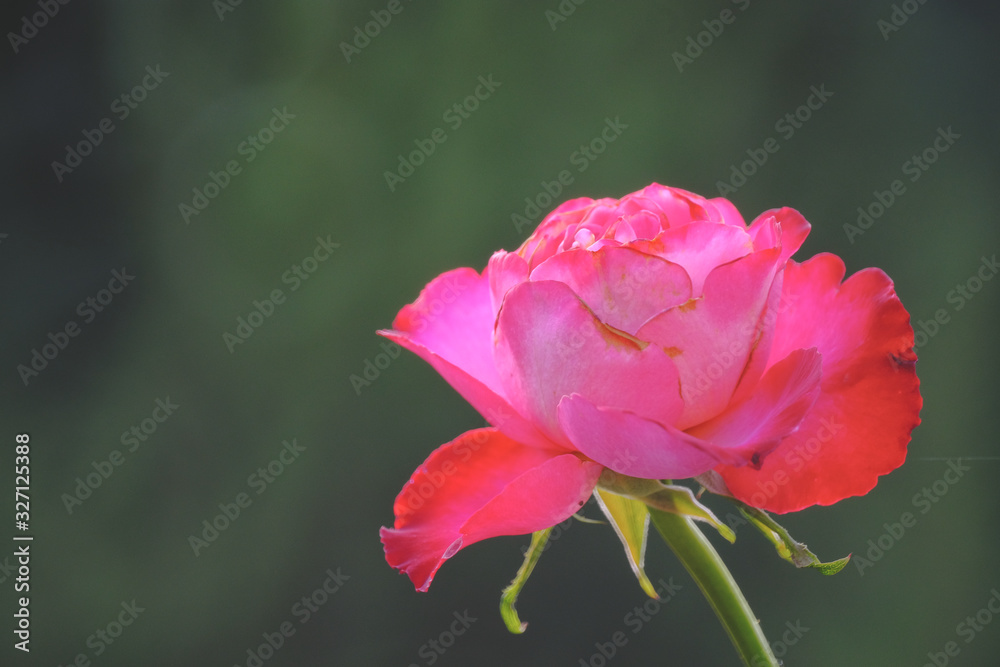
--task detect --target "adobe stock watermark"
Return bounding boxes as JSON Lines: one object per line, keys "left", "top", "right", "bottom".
{"left": 56, "top": 599, "right": 145, "bottom": 666}
{"left": 7, "top": 0, "right": 73, "bottom": 55}
{"left": 671, "top": 0, "right": 751, "bottom": 73}
{"left": 350, "top": 340, "right": 400, "bottom": 394}
{"left": 213, "top": 0, "right": 246, "bottom": 21}
{"left": 179, "top": 106, "right": 295, "bottom": 224}
{"left": 17, "top": 267, "right": 135, "bottom": 387}
{"left": 877, "top": 0, "right": 931, "bottom": 41}
{"left": 231, "top": 567, "right": 350, "bottom": 667}
{"left": 222, "top": 235, "right": 339, "bottom": 353}
{"left": 579, "top": 578, "right": 683, "bottom": 666}
{"left": 854, "top": 459, "right": 971, "bottom": 576}
{"left": 716, "top": 84, "right": 833, "bottom": 196}
{"left": 384, "top": 75, "right": 502, "bottom": 192}
{"left": 752, "top": 620, "right": 809, "bottom": 666}
{"left": 340, "top": 0, "right": 417, "bottom": 63}
{"left": 51, "top": 65, "right": 170, "bottom": 182}
{"left": 844, "top": 126, "right": 960, "bottom": 243}
{"left": 511, "top": 116, "right": 628, "bottom": 235}
{"left": 544, "top": 0, "right": 591, "bottom": 31}
{"left": 407, "top": 610, "right": 478, "bottom": 667}
{"left": 911, "top": 253, "right": 997, "bottom": 350}
{"left": 61, "top": 396, "right": 180, "bottom": 514}
{"left": 921, "top": 588, "right": 1000, "bottom": 667}
{"left": 187, "top": 438, "right": 306, "bottom": 556}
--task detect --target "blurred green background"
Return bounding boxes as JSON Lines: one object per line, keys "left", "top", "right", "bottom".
{"left": 3, "top": 1, "right": 999, "bottom": 665}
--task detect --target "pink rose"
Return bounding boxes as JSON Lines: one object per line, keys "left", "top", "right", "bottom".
{"left": 380, "top": 183, "right": 921, "bottom": 591}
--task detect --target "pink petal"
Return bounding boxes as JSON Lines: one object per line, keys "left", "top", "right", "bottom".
{"left": 636, "top": 247, "right": 782, "bottom": 429}
{"left": 487, "top": 250, "right": 530, "bottom": 319}
{"left": 716, "top": 254, "right": 922, "bottom": 513}
{"left": 688, "top": 348, "right": 822, "bottom": 455}
{"left": 748, "top": 207, "right": 811, "bottom": 263}
{"left": 630, "top": 222, "right": 755, "bottom": 296}
{"left": 494, "top": 281, "right": 685, "bottom": 445}
{"left": 380, "top": 267, "right": 550, "bottom": 448}
{"left": 381, "top": 428, "right": 602, "bottom": 591}
{"left": 557, "top": 395, "right": 744, "bottom": 478}
{"left": 707, "top": 196, "right": 747, "bottom": 228}
{"left": 529, "top": 246, "right": 692, "bottom": 334}
{"left": 627, "top": 184, "right": 719, "bottom": 227}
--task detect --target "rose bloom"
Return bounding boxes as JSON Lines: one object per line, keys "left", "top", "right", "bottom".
{"left": 380, "top": 183, "right": 921, "bottom": 591}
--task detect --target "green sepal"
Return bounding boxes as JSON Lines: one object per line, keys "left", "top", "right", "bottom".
{"left": 646, "top": 484, "right": 737, "bottom": 544}
{"left": 593, "top": 489, "right": 658, "bottom": 599}
{"left": 736, "top": 502, "right": 850, "bottom": 575}
{"left": 596, "top": 470, "right": 735, "bottom": 543}
{"left": 500, "top": 528, "right": 552, "bottom": 634}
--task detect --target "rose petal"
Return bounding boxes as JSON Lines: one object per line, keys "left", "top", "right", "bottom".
{"left": 688, "top": 347, "right": 822, "bottom": 454}
{"left": 716, "top": 254, "right": 922, "bottom": 513}
{"left": 748, "top": 207, "right": 811, "bottom": 263}
{"left": 630, "top": 222, "right": 755, "bottom": 296}
{"left": 380, "top": 267, "right": 550, "bottom": 448}
{"left": 637, "top": 246, "right": 782, "bottom": 429}
{"left": 487, "top": 250, "right": 530, "bottom": 320}
{"left": 708, "top": 196, "right": 747, "bottom": 228}
{"left": 529, "top": 246, "right": 692, "bottom": 334}
{"left": 494, "top": 281, "right": 685, "bottom": 444}
{"left": 627, "top": 184, "right": 719, "bottom": 227}
{"left": 557, "top": 395, "right": 746, "bottom": 478}
{"left": 381, "top": 428, "right": 602, "bottom": 591}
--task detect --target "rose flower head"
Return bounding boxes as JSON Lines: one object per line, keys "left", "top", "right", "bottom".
{"left": 380, "top": 183, "right": 921, "bottom": 592}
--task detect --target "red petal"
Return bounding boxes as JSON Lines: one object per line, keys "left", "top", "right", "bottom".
{"left": 716, "top": 254, "right": 922, "bottom": 513}
{"left": 380, "top": 428, "right": 601, "bottom": 591}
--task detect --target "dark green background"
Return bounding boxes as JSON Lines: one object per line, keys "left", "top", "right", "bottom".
{"left": 3, "top": 1, "right": 999, "bottom": 665}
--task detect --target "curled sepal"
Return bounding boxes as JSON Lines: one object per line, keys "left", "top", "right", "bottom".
{"left": 736, "top": 501, "right": 850, "bottom": 575}
{"left": 597, "top": 470, "right": 735, "bottom": 543}
{"left": 593, "top": 489, "right": 658, "bottom": 599}
{"left": 500, "top": 528, "right": 552, "bottom": 634}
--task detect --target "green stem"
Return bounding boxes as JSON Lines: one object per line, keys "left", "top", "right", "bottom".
{"left": 649, "top": 507, "right": 778, "bottom": 667}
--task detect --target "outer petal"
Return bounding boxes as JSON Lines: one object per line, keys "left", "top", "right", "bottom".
{"left": 380, "top": 428, "right": 602, "bottom": 591}
{"left": 637, "top": 247, "right": 782, "bottom": 429}
{"left": 379, "top": 267, "right": 550, "bottom": 448}
{"left": 716, "top": 254, "right": 922, "bottom": 513}
{"left": 494, "top": 281, "right": 685, "bottom": 445}
{"left": 529, "top": 246, "right": 692, "bottom": 334}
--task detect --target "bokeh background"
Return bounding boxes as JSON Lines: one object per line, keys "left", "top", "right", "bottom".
{"left": 3, "top": 1, "right": 999, "bottom": 665}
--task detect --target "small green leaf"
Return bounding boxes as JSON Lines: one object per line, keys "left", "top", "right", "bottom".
{"left": 736, "top": 502, "right": 850, "bottom": 575}
{"left": 594, "top": 489, "right": 658, "bottom": 599}
{"left": 500, "top": 528, "right": 552, "bottom": 634}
